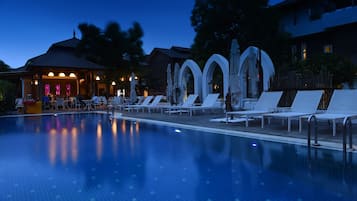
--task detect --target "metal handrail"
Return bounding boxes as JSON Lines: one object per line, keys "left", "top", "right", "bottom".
{"left": 307, "top": 115, "right": 319, "bottom": 147}
{"left": 342, "top": 116, "right": 353, "bottom": 154}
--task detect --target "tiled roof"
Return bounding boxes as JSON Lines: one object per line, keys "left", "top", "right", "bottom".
{"left": 49, "top": 37, "right": 81, "bottom": 50}
{"left": 149, "top": 46, "right": 191, "bottom": 60}
{"left": 24, "top": 37, "right": 105, "bottom": 70}
{"left": 26, "top": 50, "right": 105, "bottom": 70}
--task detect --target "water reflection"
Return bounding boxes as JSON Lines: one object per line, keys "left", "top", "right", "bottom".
{"left": 60, "top": 129, "right": 68, "bottom": 164}
{"left": 96, "top": 122, "right": 103, "bottom": 161}
{"left": 71, "top": 131, "right": 78, "bottom": 163}
{"left": 49, "top": 129, "right": 56, "bottom": 165}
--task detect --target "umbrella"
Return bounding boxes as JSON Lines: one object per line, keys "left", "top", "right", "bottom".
{"left": 166, "top": 64, "right": 173, "bottom": 104}
{"left": 229, "top": 39, "right": 241, "bottom": 108}
{"left": 173, "top": 63, "right": 180, "bottom": 104}
{"left": 129, "top": 72, "right": 137, "bottom": 104}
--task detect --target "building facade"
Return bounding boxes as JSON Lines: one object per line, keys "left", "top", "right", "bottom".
{"left": 1, "top": 37, "right": 106, "bottom": 101}
{"left": 276, "top": 0, "right": 357, "bottom": 64}
{"left": 144, "top": 46, "right": 191, "bottom": 95}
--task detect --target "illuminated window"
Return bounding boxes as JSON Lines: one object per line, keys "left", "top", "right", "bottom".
{"left": 66, "top": 84, "right": 71, "bottom": 96}
{"left": 301, "top": 43, "right": 307, "bottom": 60}
{"left": 324, "top": 44, "right": 333, "bottom": 54}
{"left": 56, "top": 84, "right": 60, "bottom": 96}
{"left": 45, "top": 84, "right": 50, "bottom": 96}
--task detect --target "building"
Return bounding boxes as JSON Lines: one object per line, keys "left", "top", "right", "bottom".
{"left": 276, "top": 0, "right": 357, "bottom": 64}
{"left": 144, "top": 46, "right": 191, "bottom": 94}
{"left": 1, "top": 36, "right": 106, "bottom": 101}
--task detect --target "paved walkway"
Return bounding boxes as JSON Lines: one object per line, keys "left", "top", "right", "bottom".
{"left": 117, "top": 110, "right": 357, "bottom": 152}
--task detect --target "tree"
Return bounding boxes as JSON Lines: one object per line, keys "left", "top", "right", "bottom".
{"left": 77, "top": 21, "right": 145, "bottom": 90}
{"left": 295, "top": 54, "right": 357, "bottom": 88}
{"left": 0, "top": 60, "right": 10, "bottom": 72}
{"left": 0, "top": 60, "right": 15, "bottom": 114}
{"left": 190, "top": 0, "right": 290, "bottom": 68}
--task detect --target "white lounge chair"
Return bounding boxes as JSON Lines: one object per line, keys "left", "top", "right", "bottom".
{"left": 180, "top": 93, "right": 221, "bottom": 116}
{"left": 263, "top": 90, "right": 323, "bottom": 132}
{"left": 125, "top": 95, "right": 153, "bottom": 112}
{"left": 163, "top": 94, "right": 199, "bottom": 114}
{"left": 225, "top": 91, "right": 283, "bottom": 127}
{"left": 142, "top": 95, "right": 164, "bottom": 113}
{"left": 312, "top": 89, "right": 357, "bottom": 136}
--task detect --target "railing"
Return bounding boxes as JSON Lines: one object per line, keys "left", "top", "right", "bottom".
{"left": 307, "top": 115, "right": 355, "bottom": 155}
{"left": 307, "top": 115, "right": 319, "bottom": 147}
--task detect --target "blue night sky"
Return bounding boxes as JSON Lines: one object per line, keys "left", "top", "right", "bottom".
{"left": 0, "top": 0, "right": 283, "bottom": 68}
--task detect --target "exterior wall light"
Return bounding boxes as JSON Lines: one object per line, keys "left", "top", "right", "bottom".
{"left": 48, "top": 72, "right": 54, "bottom": 77}
{"left": 96, "top": 76, "right": 100, "bottom": 81}
{"left": 69, "top": 73, "right": 76, "bottom": 78}
{"left": 59, "top": 72, "right": 66, "bottom": 77}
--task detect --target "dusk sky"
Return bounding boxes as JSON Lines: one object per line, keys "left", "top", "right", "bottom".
{"left": 0, "top": 0, "right": 283, "bottom": 68}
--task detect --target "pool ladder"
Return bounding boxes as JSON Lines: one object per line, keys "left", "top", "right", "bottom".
{"left": 307, "top": 115, "right": 354, "bottom": 154}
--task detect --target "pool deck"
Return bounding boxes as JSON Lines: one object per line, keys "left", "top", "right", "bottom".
{"left": 117, "top": 110, "right": 357, "bottom": 152}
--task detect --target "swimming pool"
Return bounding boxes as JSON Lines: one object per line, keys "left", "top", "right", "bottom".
{"left": 0, "top": 113, "right": 356, "bottom": 201}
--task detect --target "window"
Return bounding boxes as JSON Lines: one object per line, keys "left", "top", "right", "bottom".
{"left": 66, "top": 84, "right": 71, "bottom": 96}
{"left": 45, "top": 84, "right": 50, "bottom": 96}
{"left": 55, "top": 84, "right": 60, "bottom": 96}
{"left": 301, "top": 43, "right": 307, "bottom": 60}
{"left": 324, "top": 44, "right": 333, "bottom": 54}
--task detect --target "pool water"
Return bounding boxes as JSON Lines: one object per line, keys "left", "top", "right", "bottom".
{"left": 0, "top": 113, "right": 356, "bottom": 201}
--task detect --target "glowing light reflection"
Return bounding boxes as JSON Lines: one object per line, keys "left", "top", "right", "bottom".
{"left": 96, "top": 123, "right": 103, "bottom": 161}
{"left": 61, "top": 131, "right": 68, "bottom": 164}
{"left": 49, "top": 129, "right": 57, "bottom": 165}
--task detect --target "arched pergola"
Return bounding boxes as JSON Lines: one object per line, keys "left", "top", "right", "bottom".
{"left": 238, "top": 46, "right": 275, "bottom": 99}
{"left": 178, "top": 59, "right": 202, "bottom": 101}
{"left": 202, "top": 54, "right": 229, "bottom": 101}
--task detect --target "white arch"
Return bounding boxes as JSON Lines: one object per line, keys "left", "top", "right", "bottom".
{"left": 238, "top": 46, "right": 275, "bottom": 95}
{"left": 178, "top": 59, "right": 202, "bottom": 101}
{"left": 202, "top": 54, "right": 229, "bottom": 101}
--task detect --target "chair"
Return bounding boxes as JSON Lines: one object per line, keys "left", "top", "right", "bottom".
{"left": 312, "top": 89, "right": 357, "bottom": 136}
{"left": 125, "top": 96, "right": 154, "bottom": 112}
{"left": 55, "top": 97, "right": 66, "bottom": 110}
{"left": 180, "top": 93, "right": 221, "bottom": 116}
{"left": 91, "top": 96, "right": 100, "bottom": 110}
{"left": 15, "top": 98, "right": 24, "bottom": 112}
{"left": 263, "top": 90, "right": 323, "bottom": 132}
{"left": 163, "top": 94, "right": 199, "bottom": 114}
{"left": 225, "top": 91, "right": 283, "bottom": 127}
{"left": 142, "top": 95, "right": 164, "bottom": 113}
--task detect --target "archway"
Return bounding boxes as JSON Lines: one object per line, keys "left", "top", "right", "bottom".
{"left": 238, "top": 46, "right": 275, "bottom": 100}
{"left": 178, "top": 59, "right": 202, "bottom": 103}
{"left": 202, "top": 54, "right": 229, "bottom": 101}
